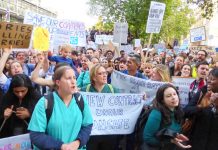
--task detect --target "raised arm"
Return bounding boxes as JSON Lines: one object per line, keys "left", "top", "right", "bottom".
{"left": 0, "top": 47, "right": 12, "bottom": 76}
{"left": 31, "top": 61, "right": 54, "bottom": 87}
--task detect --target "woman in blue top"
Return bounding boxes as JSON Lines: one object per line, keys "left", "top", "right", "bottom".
{"left": 28, "top": 66, "right": 93, "bottom": 150}
{"left": 143, "top": 84, "right": 191, "bottom": 150}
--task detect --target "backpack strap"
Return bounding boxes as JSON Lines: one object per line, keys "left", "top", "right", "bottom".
{"left": 108, "top": 84, "right": 114, "bottom": 93}
{"left": 73, "top": 92, "right": 84, "bottom": 113}
{"left": 44, "top": 92, "right": 54, "bottom": 125}
{"left": 44, "top": 92, "right": 85, "bottom": 125}
{"left": 86, "top": 84, "right": 91, "bottom": 92}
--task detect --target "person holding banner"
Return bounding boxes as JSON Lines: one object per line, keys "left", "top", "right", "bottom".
{"left": 28, "top": 66, "right": 93, "bottom": 150}
{"left": 142, "top": 84, "right": 191, "bottom": 149}
{"left": 81, "top": 64, "right": 119, "bottom": 150}
{"left": 0, "top": 74, "right": 41, "bottom": 138}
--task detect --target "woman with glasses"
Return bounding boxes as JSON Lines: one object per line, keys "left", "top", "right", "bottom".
{"left": 81, "top": 64, "right": 119, "bottom": 150}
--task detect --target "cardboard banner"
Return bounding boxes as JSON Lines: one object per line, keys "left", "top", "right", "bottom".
{"left": 113, "top": 23, "right": 128, "bottom": 44}
{"left": 0, "top": 134, "right": 31, "bottom": 149}
{"left": 0, "top": 22, "right": 33, "bottom": 48}
{"left": 81, "top": 92, "right": 144, "bottom": 135}
{"left": 111, "top": 71, "right": 191, "bottom": 107}
{"left": 189, "top": 46, "right": 216, "bottom": 57}
{"left": 33, "top": 27, "right": 49, "bottom": 51}
{"left": 24, "top": 11, "right": 86, "bottom": 51}
{"left": 146, "top": 1, "right": 166, "bottom": 33}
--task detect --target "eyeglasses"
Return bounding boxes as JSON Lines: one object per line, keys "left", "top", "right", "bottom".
{"left": 97, "top": 71, "right": 108, "bottom": 76}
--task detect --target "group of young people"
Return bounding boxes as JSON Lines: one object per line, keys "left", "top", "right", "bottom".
{"left": 0, "top": 42, "right": 217, "bottom": 150}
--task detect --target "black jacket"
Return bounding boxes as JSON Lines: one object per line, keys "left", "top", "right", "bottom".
{"left": 184, "top": 86, "right": 218, "bottom": 150}
{"left": 0, "top": 90, "right": 41, "bottom": 138}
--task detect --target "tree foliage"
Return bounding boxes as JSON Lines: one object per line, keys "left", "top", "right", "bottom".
{"left": 87, "top": 0, "right": 195, "bottom": 44}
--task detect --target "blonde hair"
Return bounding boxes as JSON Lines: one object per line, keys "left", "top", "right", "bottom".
{"left": 60, "top": 44, "right": 72, "bottom": 52}
{"left": 90, "top": 64, "right": 104, "bottom": 85}
{"left": 154, "top": 64, "right": 171, "bottom": 82}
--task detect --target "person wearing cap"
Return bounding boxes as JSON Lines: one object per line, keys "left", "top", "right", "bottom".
{"left": 121, "top": 53, "right": 147, "bottom": 79}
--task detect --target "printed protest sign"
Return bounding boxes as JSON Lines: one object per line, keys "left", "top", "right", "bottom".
{"left": 81, "top": 92, "right": 144, "bottom": 135}
{"left": 190, "top": 26, "right": 206, "bottom": 43}
{"left": 113, "top": 23, "right": 128, "bottom": 44}
{"left": 134, "top": 39, "right": 141, "bottom": 47}
{"left": 111, "top": 71, "right": 191, "bottom": 107}
{"left": 189, "top": 46, "right": 216, "bottom": 57}
{"left": 146, "top": 1, "right": 166, "bottom": 33}
{"left": 24, "top": 11, "right": 86, "bottom": 51}
{"left": 33, "top": 27, "right": 49, "bottom": 51}
{"left": 0, "top": 22, "right": 33, "bottom": 48}
{"left": 0, "top": 134, "right": 31, "bottom": 150}
{"left": 120, "top": 44, "right": 134, "bottom": 54}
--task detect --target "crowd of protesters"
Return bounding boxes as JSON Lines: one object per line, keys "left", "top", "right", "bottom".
{"left": 0, "top": 31, "right": 218, "bottom": 150}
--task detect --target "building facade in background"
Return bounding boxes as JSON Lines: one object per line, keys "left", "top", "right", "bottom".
{"left": 0, "top": 0, "right": 57, "bottom": 22}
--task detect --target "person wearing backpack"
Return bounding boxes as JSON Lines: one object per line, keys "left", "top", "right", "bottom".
{"left": 80, "top": 64, "right": 119, "bottom": 150}
{"left": 142, "top": 84, "right": 191, "bottom": 150}
{"left": 28, "top": 66, "right": 93, "bottom": 150}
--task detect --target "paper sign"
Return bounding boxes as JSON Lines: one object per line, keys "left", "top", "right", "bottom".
{"left": 33, "top": 27, "right": 49, "bottom": 51}
{"left": 146, "top": 1, "right": 166, "bottom": 33}
{"left": 190, "top": 26, "right": 206, "bottom": 43}
{"left": 113, "top": 23, "right": 128, "bottom": 44}
{"left": 0, "top": 22, "right": 33, "bottom": 48}
{"left": 135, "top": 39, "right": 141, "bottom": 47}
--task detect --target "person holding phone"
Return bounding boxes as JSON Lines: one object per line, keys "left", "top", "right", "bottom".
{"left": 0, "top": 74, "right": 41, "bottom": 138}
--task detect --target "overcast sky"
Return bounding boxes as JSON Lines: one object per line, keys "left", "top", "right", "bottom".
{"left": 40, "top": 0, "right": 98, "bottom": 28}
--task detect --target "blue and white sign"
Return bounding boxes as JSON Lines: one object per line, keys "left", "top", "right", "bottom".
{"left": 190, "top": 26, "right": 206, "bottom": 43}
{"left": 70, "top": 37, "right": 78, "bottom": 45}
{"left": 81, "top": 92, "right": 144, "bottom": 135}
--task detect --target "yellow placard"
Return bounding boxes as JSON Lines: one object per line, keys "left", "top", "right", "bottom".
{"left": 33, "top": 27, "right": 49, "bottom": 51}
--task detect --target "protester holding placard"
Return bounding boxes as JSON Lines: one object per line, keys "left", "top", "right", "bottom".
{"left": 0, "top": 74, "right": 41, "bottom": 138}
{"left": 142, "top": 84, "right": 191, "bottom": 149}
{"left": 28, "top": 66, "right": 93, "bottom": 150}
{"left": 81, "top": 64, "right": 119, "bottom": 150}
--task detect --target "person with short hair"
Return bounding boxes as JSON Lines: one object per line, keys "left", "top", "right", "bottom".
{"left": 189, "top": 61, "right": 209, "bottom": 102}
{"left": 48, "top": 44, "right": 79, "bottom": 78}
{"left": 121, "top": 53, "right": 147, "bottom": 79}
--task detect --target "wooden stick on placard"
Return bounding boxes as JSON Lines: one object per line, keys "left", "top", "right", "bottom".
{"left": 144, "top": 33, "right": 153, "bottom": 63}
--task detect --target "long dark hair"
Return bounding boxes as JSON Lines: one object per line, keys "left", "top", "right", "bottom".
{"left": 153, "top": 84, "right": 183, "bottom": 125}
{"left": 3, "top": 74, "right": 41, "bottom": 110}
